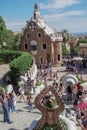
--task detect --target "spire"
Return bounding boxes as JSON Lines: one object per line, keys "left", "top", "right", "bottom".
{"left": 33, "top": 3, "right": 40, "bottom": 20}
{"left": 34, "top": 3, "right": 38, "bottom": 10}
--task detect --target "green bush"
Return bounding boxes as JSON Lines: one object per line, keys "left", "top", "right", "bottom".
{"left": 0, "top": 85, "right": 7, "bottom": 91}
{"left": 1, "top": 50, "right": 33, "bottom": 85}
{"left": 46, "top": 98, "right": 56, "bottom": 109}
{"left": 35, "top": 82, "right": 41, "bottom": 87}
{"left": 10, "top": 52, "right": 33, "bottom": 78}
{"left": 0, "top": 50, "right": 21, "bottom": 64}
{"left": 59, "top": 118, "right": 67, "bottom": 130}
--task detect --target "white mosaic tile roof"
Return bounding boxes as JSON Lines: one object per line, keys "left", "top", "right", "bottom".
{"left": 30, "top": 17, "right": 63, "bottom": 42}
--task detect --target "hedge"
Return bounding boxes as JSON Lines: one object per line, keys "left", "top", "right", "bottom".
{"left": 0, "top": 50, "right": 22, "bottom": 64}
{"left": 9, "top": 52, "right": 33, "bottom": 78}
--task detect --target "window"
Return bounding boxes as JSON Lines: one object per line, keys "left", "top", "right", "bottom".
{"left": 40, "top": 57, "right": 44, "bottom": 64}
{"left": 42, "top": 44, "right": 46, "bottom": 50}
{"left": 29, "top": 23, "right": 36, "bottom": 31}
{"left": 31, "top": 45, "right": 37, "bottom": 51}
{"left": 24, "top": 44, "right": 28, "bottom": 49}
{"left": 38, "top": 32, "right": 42, "bottom": 38}
{"left": 26, "top": 33, "right": 29, "bottom": 38}
{"left": 57, "top": 54, "right": 60, "bottom": 61}
{"left": 30, "top": 40, "right": 37, "bottom": 51}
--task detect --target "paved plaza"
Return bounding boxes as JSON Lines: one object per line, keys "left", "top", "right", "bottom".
{"left": 1, "top": 64, "right": 87, "bottom": 130}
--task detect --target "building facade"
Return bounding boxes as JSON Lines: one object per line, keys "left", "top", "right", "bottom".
{"left": 20, "top": 4, "right": 63, "bottom": 67}
{"left": 79, "top": 43, "right": 87, "bottom": 57}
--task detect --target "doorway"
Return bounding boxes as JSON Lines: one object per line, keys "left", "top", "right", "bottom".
{"left": 40, "top": 57, "right": 44, "bottom": 64}
{"left": 47, "top": 54, "right": 51, "bottom": 64}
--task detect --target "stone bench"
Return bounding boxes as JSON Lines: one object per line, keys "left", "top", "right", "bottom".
{"left": 28, "top": 115, "right": 77, "bottom": 130}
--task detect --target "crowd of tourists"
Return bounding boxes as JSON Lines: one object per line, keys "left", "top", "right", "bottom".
{"left": 0, "top": 62, "right": 87, "bottom": 130}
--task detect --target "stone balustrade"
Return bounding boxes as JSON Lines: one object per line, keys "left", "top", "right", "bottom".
{"left": 29, "top": 115, "right": 77, "bottom": 130}
{"left": 27, "top": 58, "right": 37, "bottom": 80}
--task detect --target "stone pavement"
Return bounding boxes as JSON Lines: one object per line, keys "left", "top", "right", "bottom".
{"left": 1, "top": 64, "right": 87, "bottom": 130}
{"left": 0, "top": 96, "right": 40, "bottom": 130}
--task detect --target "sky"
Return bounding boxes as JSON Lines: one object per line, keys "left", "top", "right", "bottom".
{"left": 0, "top": 0, "right": 87, "bottom": 33}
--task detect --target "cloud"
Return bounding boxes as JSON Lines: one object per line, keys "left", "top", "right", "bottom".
{"left": 39, "top": 0, "right": 80, "bottom": 10}
{"left": 5, "top": 19, "right": 26, "bottom": 31}
{"left": 6, "top": 21, "right": 25, "bottom": 26}
{"left": 4, "top": 8, "right": 87, "bottom": 33}
{"left": 43, "top": 10, "right": 86, "bottom": 20}
{"left": 43, "top": 15, "right": 87, "bottom": 33}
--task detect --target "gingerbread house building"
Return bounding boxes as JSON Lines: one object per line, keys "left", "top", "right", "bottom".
{"left": 20, "top": 4, "right": 63, "bottom": 67}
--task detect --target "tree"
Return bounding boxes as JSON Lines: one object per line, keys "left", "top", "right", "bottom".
{"left": 77, "top": 39, "right": 87, "bottom": 46}
{"left": 62, "top": 44, "right": 69, "bottom": 56}
{"left": 0, "top": 16, "right": 7, "bottom": 49}
{"left": 70, "top": 45, "right": 79, "bottom": 55}
{"left": 0, "top": 16, "right": 21, "bottom": 50}
{"left": 62, "top": 29, "right": 70, "bottom": 44}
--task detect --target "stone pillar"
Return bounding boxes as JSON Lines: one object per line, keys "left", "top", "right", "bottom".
{"left": 53, "top": 42, "right": 62, "bottom": 66}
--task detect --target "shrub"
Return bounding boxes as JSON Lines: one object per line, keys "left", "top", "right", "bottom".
{"left": 59, "top": 118, "right": 67, "bottom": 130}
{"left": 10, "top": 52, "right": 33, "bottom": 79}
{"left": 0, "top": 50, "right": 21, "bottom": 64}
{"left": 35, "top": 82, "right": 41, "bottom": 87}
{"left": 46, "top": 98, "right": 56, "bottom": 109}
{"left": 0, "top": 85, "right": 7, "bottom": 91}
{"left": 1, "top": 51, "right": 33, "bottom": 85}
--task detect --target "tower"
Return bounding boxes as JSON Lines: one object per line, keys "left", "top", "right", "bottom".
{"left": 33, "top": 3, "right": 40, "bottom": 20}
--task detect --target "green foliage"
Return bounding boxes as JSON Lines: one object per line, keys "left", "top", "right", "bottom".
{"left": 77, "top": 39, "right": 87, "bottom": 45}
{"left": 62, "top": 44, "right": 69, "bottom": 56}
{"left": 59, "top": 118, "right": 67, "bottom": 130}
{"left": 39, "top": 124, "right": 58, "bottom": 130}
{"left": 62, "top": 29, "right": 69, "bottom": 43}
{"left": 76, "top": 74, "right": 85, "bottom": 83}
{"left": 60, "top": 73, "right": 85, "bottom": 84}
{"left": 0, "top": 85, "right": 7, "bottom": 91}
{"left": 10, "top": 52, "right": 33, "bottom": 78}
{"left": 0, "top": 85, "right": 3, "bottom": 90}
{"left": 38, "top": 118, "right": 67, "bottom": 130}
{"left": 70, "top": 45, "right": 79, "bottom": 55}
{"left": 35, "top": 81, "right": 41, "bottom": 87}
{"left": 1, "top": 51, "right": 33, "bottom": 85}
{"left": 0, "top": 50, "right": 21, "bottom": 64}
{"left": 0, "top": 16, "right": 21, "bottom": 50}
{"left": 46, "top": 98, "right": 56, "bottom": 109}
{"left": 4, "top": 71, "right": 18, "bottom": 85}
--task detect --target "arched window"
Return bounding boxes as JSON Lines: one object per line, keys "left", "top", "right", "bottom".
{"left": 30, "top": 40, "right": 37, "bottom": 51}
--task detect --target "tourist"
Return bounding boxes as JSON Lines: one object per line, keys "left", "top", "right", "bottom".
{"left": 72, "top": 84, "right": 78, "bottom": 100}
{"left": 18, "top": 83, "right": 25, "bottom": 102}
{"left": 76, "top": 87, "right": 83, "bottom": 100}
{"left": 1, "top": 89, "right": 12, "bottom": 124}
{"left": 11, "top": 90, "right": 18, "bottom": 112}
{"left": 76, "top": 108, "right": 87, "bottom": 130}
{"left": 66, "top": 85, "right": 73, "bottom": 103}
{"left": 77, "top": 98, "right": 87, "bottom": 115}
{"left": 26, "top": 94, "right": 33, "bottom": 112}
{"left": 7, "top": 93, "right": 13, "bottom": 112}
{"left": 27, "top": 78, "right": 32, "bottom": 94}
